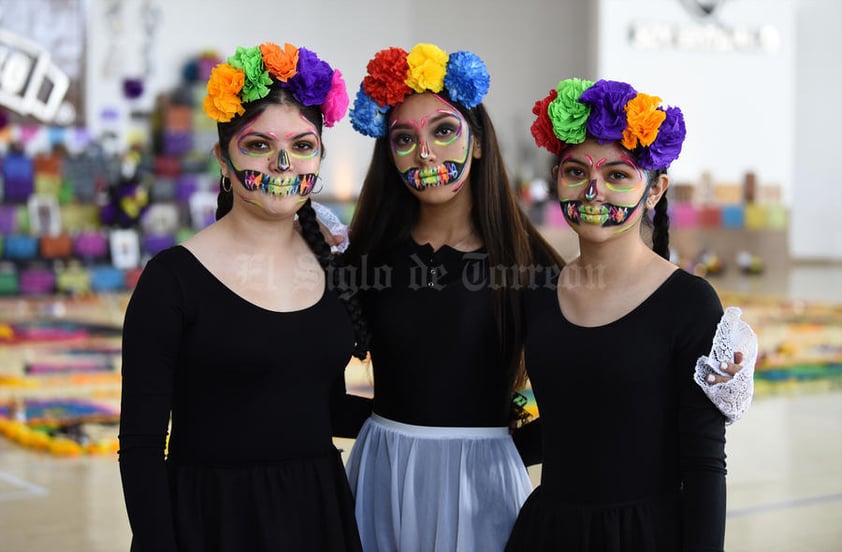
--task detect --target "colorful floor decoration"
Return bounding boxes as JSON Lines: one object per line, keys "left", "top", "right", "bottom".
{"left": 0, "top": 397, "right": 120, "bottom": 456}
{"left": 2, "top": 290, "right": 841, "bottom": 455}
{"left": 0, "top": 294, "right": 127, "bottom": 456}
{"left": 719, "top": 292, "right": 842, "bottom": 395}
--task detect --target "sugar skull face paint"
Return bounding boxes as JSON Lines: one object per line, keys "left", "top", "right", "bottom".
{"left": 557, "top": 141, "right": 648, "bottom": 231}
{"left": 231, "top": 167, "right": 317, "bottom": 197}
{"left": 226, "top": 104, "right": 322, "bottom": 199}
{"left": 276, "top": 150, "right": 291, "bottom": 171}
{"left": 388, "top": 93, "right": 473, "bottom": 192}
{"left": 561, "top": 200, "right": 643, "bottom": 228}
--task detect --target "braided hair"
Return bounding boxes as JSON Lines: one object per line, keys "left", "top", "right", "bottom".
{"left": 642, "top": 168, "right": 670, "bottom": 260}
{"left": 297, "top": 198, "right": 369, "bottom": 360}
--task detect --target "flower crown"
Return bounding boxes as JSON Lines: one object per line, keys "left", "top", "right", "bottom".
{"left": 349, "top": 43, "right": 491, "bottom": 138}
{"left": 202, "top": 42, "right": 349, "bottom": 127}
{"left": 531, "top": 78, "right": 686, "bottom": 170}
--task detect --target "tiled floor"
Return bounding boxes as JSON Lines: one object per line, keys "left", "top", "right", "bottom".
{"left": 1, "top": 261, "right": 840, "bottom": 551}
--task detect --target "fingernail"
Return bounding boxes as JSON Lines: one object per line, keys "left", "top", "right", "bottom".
{"left": 719, "top": 361, "right": 729, "bottom": 371}
{"left": 707, "top": 374, "right": 716, "bottom": 383}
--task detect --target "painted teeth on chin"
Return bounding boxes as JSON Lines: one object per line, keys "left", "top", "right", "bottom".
{"left": 419, "top": 176, "right": 450, "bottom": 188}
{"left": 413, "top": 177, "right": 438, "bottom": 190}
{"left": 263, "top": 185, "right": 298, "bottom": 197}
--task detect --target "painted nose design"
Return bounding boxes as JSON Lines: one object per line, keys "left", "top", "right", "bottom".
{"left": 419, "top": 140, "right": 431, "bottom": 160}
{"left": 584, "top": 179, "right": 598, "bottom": 201}
{"left": 277, "top": 150, "right": 291, "bottom": 171}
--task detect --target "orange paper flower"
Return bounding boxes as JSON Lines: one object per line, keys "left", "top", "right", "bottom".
{"left": 260, "top": 42, "right": 298, "bottom": 82}
{"left": 203, "top": 63, "right": 246, "bottom": 122}
{"left": 621, "top": 93, "right": 666, "bottom": 149}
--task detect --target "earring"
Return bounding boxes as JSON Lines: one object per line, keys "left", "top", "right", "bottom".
{"left": 220, "top": 175, "right": 232, "bottom": 193}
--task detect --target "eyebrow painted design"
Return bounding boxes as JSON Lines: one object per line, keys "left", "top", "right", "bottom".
{"left": 390, "top": 109, "right": 464, "bottom": 157}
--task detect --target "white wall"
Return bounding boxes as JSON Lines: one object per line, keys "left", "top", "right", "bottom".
{"left": 790, "top": 0, "right": 842, "bottom": 260}
{"left": 84, "top": 0, "right": 594, "bottom": 199}
{"left": 596, "top": 0, "right": 795, "bottom": 196}
{"left": 596, "top": 0, "right": 841, "bottom": 260}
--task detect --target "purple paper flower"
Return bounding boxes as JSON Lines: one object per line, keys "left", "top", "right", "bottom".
{"left": 122, "top": 78, "right": 145, "bottom": 100}
{"left": 283, "top": 48, "right": 333, "bottom": 106}
{"left": 579, "top": 79, "right": 637, "bottom": 143}
{"left": 638, "top": 106, "right": 686, "bottom": 170}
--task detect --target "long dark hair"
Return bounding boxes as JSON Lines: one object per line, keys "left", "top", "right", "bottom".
{"left": 345, "top": 95, "right": 564, "bottom": 402}
{"left": 214, "top": 85, "right": 369, "bottom": 359}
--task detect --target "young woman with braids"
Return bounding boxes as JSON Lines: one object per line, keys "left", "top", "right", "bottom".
{"left": 117, "top": 42, "right": 367, "bottom": 551}
{"left": 505, "top": 78, "right": 757, "bottom": 551}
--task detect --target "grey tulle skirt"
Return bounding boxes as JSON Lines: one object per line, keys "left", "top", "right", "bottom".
{"left": 345, "top": 414, "right": 532, "bottom": 552}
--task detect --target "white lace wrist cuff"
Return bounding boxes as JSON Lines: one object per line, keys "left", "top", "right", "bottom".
{"left": 694, "top": 306, "right": 757, "bottom": 424}
{"left": 311, "top": 200, "right": 349, "bottom": 253}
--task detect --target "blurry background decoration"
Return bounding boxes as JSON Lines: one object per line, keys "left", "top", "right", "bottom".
{"left": 0, "top": 0, "right": 87, "bottom": 126}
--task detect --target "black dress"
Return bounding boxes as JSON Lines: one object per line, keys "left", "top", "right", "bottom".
{"left": 118, "top": 246, "right": 362, "bottom": 552}
{"left": 506, "top": 269, "right": 727, "bottom": 552}
{"left": 361, "top": 238, "right": 511, "bottom": 426}
{"left": 342, "top": 238, "right": 535, "bottom": 551}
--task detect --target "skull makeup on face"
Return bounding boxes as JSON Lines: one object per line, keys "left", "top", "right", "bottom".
{"left": 388, "top": 93, "right": 474, "bottom": 193}
{"left": 557, "top": 143, "right": 650, "bottom": 232}
{"left": 227, "top": 105, "right": 322, "bottom": 199}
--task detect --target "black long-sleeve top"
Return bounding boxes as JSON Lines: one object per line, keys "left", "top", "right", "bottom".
{"left": 359, "top": 238, "right": 513, "bottom": 427}
{"left": 118, "top": 246, "right": 357, "bottom": 550}
{"left": 518, "top": 268, "right": 727, "bottom": 550}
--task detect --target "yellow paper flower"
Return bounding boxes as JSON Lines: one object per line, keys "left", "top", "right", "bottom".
{"left": 406, "top": 43, "right": 448, "bottom": 94}
{"left": 621, "top": 93, "right": 666, "bottom": 149}
{"left": 203, "top": 63, "right": 246, "bottom": 122}
{"left": 260, "top": 42, "right": 299, "bottom": 82}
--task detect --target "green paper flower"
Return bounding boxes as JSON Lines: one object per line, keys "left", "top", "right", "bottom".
{"left": 228, "top": 46, "right": 273, "bottom": 102}
{"left": 547, "top": 78, "right": 594, "bottom": 144}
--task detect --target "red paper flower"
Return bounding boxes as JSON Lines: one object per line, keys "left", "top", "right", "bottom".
{"left": 530, "top": 88, "right": 563, "bottom": 155}
{"left": 362, "top": 47, "right": 411, "bottom": 107}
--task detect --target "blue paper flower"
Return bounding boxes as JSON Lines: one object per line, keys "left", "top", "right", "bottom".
{"left": 349, "top": 85, "right": 389, "bottom": 138}
{"left": 443, "top": 51, "right": 490, "bottom": 109}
